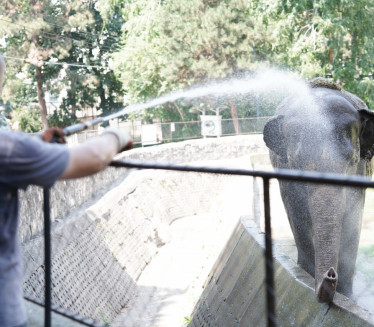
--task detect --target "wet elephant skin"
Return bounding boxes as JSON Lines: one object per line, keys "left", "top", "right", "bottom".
{"left": 263, "top": 86, "right": 374, "bottom": 303}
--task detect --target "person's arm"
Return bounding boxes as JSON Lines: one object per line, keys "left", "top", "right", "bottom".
{"left": 59, "top": 128, "right": 132, "bottom": 180}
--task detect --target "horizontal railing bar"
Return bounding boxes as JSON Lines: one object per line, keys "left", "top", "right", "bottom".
{"left": 110, "top": 159, "right": 374, "bottom": 188}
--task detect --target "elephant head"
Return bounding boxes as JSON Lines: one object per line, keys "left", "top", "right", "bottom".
{"left": 264, "top": 107, "right": 374, "bottom": 167}
{"left": 263, "top": 86, "right": 374, "bottom": 303}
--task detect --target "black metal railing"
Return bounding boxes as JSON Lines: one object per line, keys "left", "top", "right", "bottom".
{"left": 36, "top": 159, "right": 374, "bottom": 327}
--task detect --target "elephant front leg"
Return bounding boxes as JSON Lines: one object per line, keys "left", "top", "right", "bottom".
{"left": 337, "top": 186, "right": 365, "bottom": 298}
{"left": 279, "top": 181, "right": 315, "bottom": 277}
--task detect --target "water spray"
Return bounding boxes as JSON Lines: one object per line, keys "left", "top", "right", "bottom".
{"left": 62, "top": 69, "right": 309, "bottom": 138}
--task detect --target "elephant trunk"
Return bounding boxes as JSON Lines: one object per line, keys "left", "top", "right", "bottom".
{"left": 309, "top": 184, "right": 344, "bottom": 303}
{"left": 316, "top": 267, "right": 338, "bottom": 303}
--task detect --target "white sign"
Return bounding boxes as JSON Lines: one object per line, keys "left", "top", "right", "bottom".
{"left": 141, "top": 124, "right": 159, "bottom": 146}
{"left": 200, "top": 115, "right": 222, "bottom": 137}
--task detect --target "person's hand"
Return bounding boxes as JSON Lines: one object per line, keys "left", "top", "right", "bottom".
{"left": 102, "top": 127, "right": 133, "bottom": 152}
{"left": 41, "top": 127, "right": 66, "bottom": 144}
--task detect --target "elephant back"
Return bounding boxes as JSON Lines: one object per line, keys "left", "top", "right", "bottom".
{"left": 309, "top": 77, "right": 368, "bottom": 110}
{"left": 309, "top": 77, "right": 342, "bottom": 91}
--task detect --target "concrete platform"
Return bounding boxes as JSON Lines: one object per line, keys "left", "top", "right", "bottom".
{"left": 188, "top": 216, "right": 374, "bottom": 326}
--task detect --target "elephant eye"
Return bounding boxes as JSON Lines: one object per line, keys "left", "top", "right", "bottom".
{"left": 347, "top": 122, "right": 360, "bottom": 143}
{"left": 334, "top": 123, "right": 359, "bottom": 161}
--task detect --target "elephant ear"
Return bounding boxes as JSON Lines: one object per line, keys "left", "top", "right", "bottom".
{"left": 263, "top": 115, "right": 287, "bottom": 162}
{"left": 359, "top": 109, "right": 374, "bottom": 161}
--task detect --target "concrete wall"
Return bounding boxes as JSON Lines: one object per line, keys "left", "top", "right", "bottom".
{"left": 19, "top": 135, "right": 265, "bottom": 243}
{"left": 20, "top": 135, "right": 266, "bottom": 325}
{"left": 188, "top": 216, "right": 374, "bottom": 327}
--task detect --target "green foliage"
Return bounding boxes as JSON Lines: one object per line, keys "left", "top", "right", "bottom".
{"left": 1, "top": 0, "right": 374, "bottom": 127}
{"left": 269, "top": 0, "right": 374, "bottom": 107}
{"left": 184, "top": 316, "right": 192, "bottom": 325}
{"left": 113, "top": 0, "right": 275, "bottom": 121}
{"left": 48, "top": 109, "right": 78, "bottom": 128}
{"left": 11, "top": 106, "right": 42, "bottom": 132}
{"left": 0, "top": 0, "right": 125, "bottom": 128}
{"left": 113, "top": 0, "right": 374, "bottom": 117}
{"left": 55, "top": 2, "right": 126, "bottom": 119}
{"left": 357, "top": 78, "right": 374, "bottom": 109}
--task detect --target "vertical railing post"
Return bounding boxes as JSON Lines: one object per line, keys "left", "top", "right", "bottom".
{"left": 43, "top": 187, "right": 52, "bottom": 327}
{"left": 263, "top": 178, "right": 276, "bottom": 327}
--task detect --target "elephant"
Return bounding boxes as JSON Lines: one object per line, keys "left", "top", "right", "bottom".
{"left": 263, "top": 77, "right": 374, "bottom": 303}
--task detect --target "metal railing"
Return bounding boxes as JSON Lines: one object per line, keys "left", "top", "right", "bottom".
{"left": 35, "top": 158, "right": 374, "bottom": 327}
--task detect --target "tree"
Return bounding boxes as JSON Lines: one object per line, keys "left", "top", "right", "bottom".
{"left": 11, "top": 105, "right": 42, "bottom": 132}
{"left": 269, "top": 0, "right": 374, "bottom": 107}
{"left": 2, "top": 0, "right": 373, "bottom": 132}
{"left": 112, "top": 0, "right": 275, "bottom": 132}
{"left": 0, "top": 0, "right": 75, "bottom": 129}
{"left": 0, "top": 0, "right": 125, "bottom": 130}
{"left": 55, "top": 2, "right": 125, "bottom": 127}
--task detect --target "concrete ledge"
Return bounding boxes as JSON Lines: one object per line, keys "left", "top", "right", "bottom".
{"left": 189, "top": 216, "right": 374, "bottom": 326}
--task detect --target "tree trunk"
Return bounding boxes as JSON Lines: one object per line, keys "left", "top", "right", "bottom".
{"left": 229, "top": 97, "right": 240, "bottom": 134}
{"left": 173, "top": 101, "right": 186, "bottom": 122}
{"left": 36, "top": 66, "right": 49, "bottom": 130}
{"left": 71, "top": 104, "right": 76, "bottom": 117}
{"left": 32, "top": 31, "right": 49, "bottom": 130}
{"left": 99, "top": 86, "right": 106, "bottom": 114}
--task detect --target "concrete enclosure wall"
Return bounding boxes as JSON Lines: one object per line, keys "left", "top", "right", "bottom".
{"left": 20, "top": 135, "right": 266, "bottom": 325}
{"left": 18, "top": 135, "right": 264, "bottom": 243}
{"left": 188, "top": 217, "right": 374, "bottom": 327}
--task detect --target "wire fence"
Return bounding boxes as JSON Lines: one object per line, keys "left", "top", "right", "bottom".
{"left": 33, "top": 158, "right": 374, "bottom": 327}
{"left": 68, "top": 117, "right": 271, "bottom": 145}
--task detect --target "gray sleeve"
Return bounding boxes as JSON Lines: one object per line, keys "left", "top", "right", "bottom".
{"left": 0, "top": 132, "right": 70, "bottom": 189}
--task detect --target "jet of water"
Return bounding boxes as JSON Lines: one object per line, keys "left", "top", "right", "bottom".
{"left": 105, "top": 69, "right": 311, "bottom": 121}
{"left": 64, "top": 69, "right": 314, "bottom": 136}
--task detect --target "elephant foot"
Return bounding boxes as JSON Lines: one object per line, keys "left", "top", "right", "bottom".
{"left": 315, "top": 267, "right": 338, "bottom": 303}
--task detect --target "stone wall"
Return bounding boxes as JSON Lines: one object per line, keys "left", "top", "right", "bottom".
{"left": 20, "top": 135, "right": 267, "bottom": 325}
